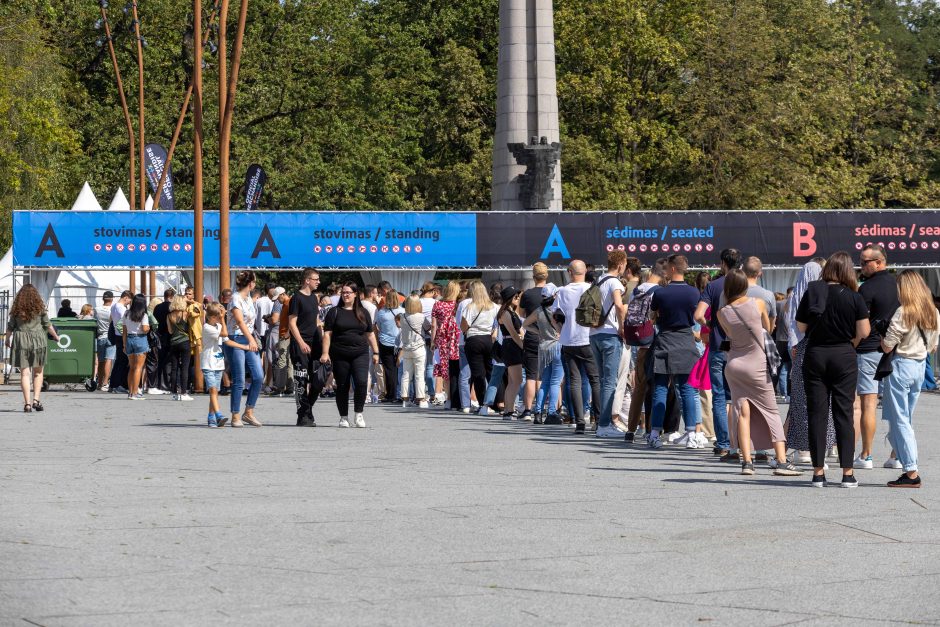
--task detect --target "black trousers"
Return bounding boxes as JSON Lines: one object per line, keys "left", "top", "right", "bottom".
{"left": 804, "top": 343, "right": 857, "bottom": 469}
{"left": 448, "top": 359, "right": 462, "bottom": 410}
{"left": 464, "top": 335, "right": 493, "bottom": 407}
{"left": 562, "top": 345, "right": 602, "bottom": 426}
{"left": 145, "top": 344, "right": 160, "bottom": 389}
{"left": 378, "top": 343, "right": 399, "bottom": 401}
{"left": 109, "top": 342, "right": 128, "bottom": 390}
{"left": 157, "top": 334, "right": 172, "bottom": 390}
{"left": 169, "top": 341, "right": 191, "bottom": 395}
{"left": 290, "top": 338, "right": 321, "bottom": 421}
{"left": 331, "top": 348, "right": 370, "bottom": 416}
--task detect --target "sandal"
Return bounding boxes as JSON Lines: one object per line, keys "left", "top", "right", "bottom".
{"left": 23, "top": 404, "right": 31, "bottom": 413}
{"left": 32, "top": 400, "right": 44, "bottom": 412}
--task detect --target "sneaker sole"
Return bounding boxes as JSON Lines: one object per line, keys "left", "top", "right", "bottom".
{"left": 887, "top": 483, "right": 921, "bottom": 488}
{"left": 811, "top": 481, "right": 826, "bottom": 488}
{"left": 773, "top": 470, "right": 802, "bottom": 476}
{"left": 841, "top": 482, "right": 859, "bottom": 488}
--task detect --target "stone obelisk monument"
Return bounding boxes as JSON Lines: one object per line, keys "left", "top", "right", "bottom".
{"left": 492, "top": 0, "right": 562, "bottom": 212}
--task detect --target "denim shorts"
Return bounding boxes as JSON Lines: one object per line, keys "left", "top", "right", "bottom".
{"left": 856, "top": 351, "right": 881, "bottom": 395}
{"left": 202, "top": 369, "right": 223, "bottom": 390}
{"left": 125, "top": 335, "right": 150, "bottom": 355}
{"left": 96, "top": 337, "right": 116, "bottom": 360}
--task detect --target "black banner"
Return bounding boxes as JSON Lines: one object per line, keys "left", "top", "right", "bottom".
{"left": 243, "top": 164, "right": 267, "bottom": 211}
{"left": 144, "top": 143, "right": 174, "bottom": 210}
{"left": 475, "top": 210, "right": 940, "bottom": 268}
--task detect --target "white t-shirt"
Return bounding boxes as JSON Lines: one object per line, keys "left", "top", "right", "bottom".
{"left": 589, "top": 274, "right": 624, "bottom": 337}
{"left": 110, "top": 301, "right": 127, "bottom": 332}
{"left": 420, "top": 297, "right": 436, "bottom": 321}
{"left": 361, "top": 300, "right": 378, "bottom": 326}
{"left": 553, "top": 282, "right": 591, "bottom": 347}
{"left": 254, "top": 296, "right": 273, "bottom": 336}
{"left": 121, "top": 310, "right": 148, "bottom": 335}
{"left": 201, "top": 322, "right": 226, "bottom": 371}
{"left": 462, "top": 303, "right": 499, "bottom": 338}
{"left": 455, "top": 298, "right": 471, "bottom": 345}
{"left": 227, "top": 293, "right": 256, "bottom": 337}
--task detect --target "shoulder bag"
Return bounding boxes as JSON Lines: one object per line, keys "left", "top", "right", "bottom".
{"left": 730, "top": 304, "right": 782, "bottom": 379}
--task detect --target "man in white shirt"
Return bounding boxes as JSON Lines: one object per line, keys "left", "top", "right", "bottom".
{"left": 554, "top": 260, "right": 601, "bottom": 434}
{"left": 108, "top": 290, "right": 133, "bottom": 393}
{"left": 589, "top": 250, "right": 628, "bottom": 438}
{"left": 360, "top": 285, "right": 380, "bottom": 401}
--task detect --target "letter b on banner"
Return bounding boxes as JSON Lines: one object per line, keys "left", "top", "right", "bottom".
{"left": 793, "top": 222, "right": 817, "bottom": 257}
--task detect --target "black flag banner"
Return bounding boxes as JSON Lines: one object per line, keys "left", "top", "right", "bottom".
{"left": 243, "top": 164, "right": 267, "bottom": 210}
{"left": 144, "top": 143, "right": 175, "bottom": 210}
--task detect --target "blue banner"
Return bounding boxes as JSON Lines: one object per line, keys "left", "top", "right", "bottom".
{"left": 13, "top": 211, "right": 477, "bottom": 268}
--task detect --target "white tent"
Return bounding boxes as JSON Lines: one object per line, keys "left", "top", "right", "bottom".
{"left": 106, "top": 187, "right": 130, "bottom": 212}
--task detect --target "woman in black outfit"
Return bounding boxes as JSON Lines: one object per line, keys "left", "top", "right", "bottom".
{"left": 498, "top": 287, "right": 525, "bottom": 419}
{"left": 321, "top": 281, "right": 380, "bottom": 428}
{"left": 460, "top": 280, "right": 499, "bottom": 415}
{"left": 796, "top": 251, "right": 870, "bottom": 488}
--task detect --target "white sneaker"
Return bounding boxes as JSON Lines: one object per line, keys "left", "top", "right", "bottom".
{"left": 354, "top": 413, "right": 366, "bottom": 428}
{"left": 99, "top": 384, "right": 109, "bottom": 393}
{"left": 147, "top": 388, "right": 167, "bottom": 395}
{"left": 853, "top": 455, "right": 873, "bottom": 469}
{"left": 884, "top": 458, "right": 903, "bottom": 469}
{"left": 462, "top": 407, "right": 471, "bottom": 414}
{"left": 435, "top": 392, "right": 446, "bottom": 404}
{"left": 418, "top": 401, "right": 429, "bottom": 409}
{"left": 596, "top": 425, "right": 623, "bottom": 438}
{"left": 470, "top": 400, "right": 480, "bottom": 410}
{"left": 666, "top": 431, "right": 684, "bottom": 444}
{"left": 478, "top": 406, "right": 489, "bottom": 416}
{"left": 797, "top": 451, "right": 812, "bottom": 464}
{"left": 675, "top": 431, "right": 692, "bottom": 446}
{"left": 339, "top": 417, "right": 350, "bottom": 428}
{"left": 402, "top": 400, "right": 410, "bottom": 408}
{"left": 694, "top": 432, "right": 710, "bottom": 448}
{"left": 686, "top": 432, "right": 706, "bottom": 449}
{"left": 178, "top": 394, "right": 194, "bottom": 402}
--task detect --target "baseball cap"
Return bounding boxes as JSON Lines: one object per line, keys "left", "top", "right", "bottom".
{"left": 541, "top": 283, "right": 558, "bottom": 298}
{"left": 272, "top": 286, "right": 286, "bottom": 298}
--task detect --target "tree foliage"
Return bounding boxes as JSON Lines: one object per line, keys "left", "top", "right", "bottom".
{"left": 1, "top": 0, "right": 940, "bottom": 239}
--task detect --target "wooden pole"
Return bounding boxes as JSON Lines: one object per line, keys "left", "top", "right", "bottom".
{"left": 99, "top": 4, "right": 136, "bottom": 292}
{"left": 218, "top": 0, "right": 248, "bottom": 291}
{"left": 218, "top": 0, "right": 231, "bottom": 291}
{"left": 193, "top": 0, "right": 205, "bottom": 393}
{"left": 131, "top": 2, "right": 146, "bottom": 294}
{"left": 150, "top": 5, "right": 219, "bottom": 211}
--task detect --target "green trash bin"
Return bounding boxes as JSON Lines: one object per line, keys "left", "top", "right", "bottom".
{"left": 45, "top": 318, "right": 97, "bottom": 391}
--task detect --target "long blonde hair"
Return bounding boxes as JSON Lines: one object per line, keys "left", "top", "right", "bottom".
{"left": 467, "top": 280, "right": 492, "bottom": 313}
{"left": 898, "top": 270, "right": 938, "bottom": 331}
{"left": 441, "top": 281, "right": 460, "bottom": 302}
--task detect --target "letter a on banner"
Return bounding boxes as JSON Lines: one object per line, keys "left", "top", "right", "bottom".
{"left": 793, "top": 222, "right": 817, "bottom": 257}
{"left": 35, "top": 223, "right": 64, "bottom": 258}
{"left": 251, "top": 224, "right": 281, "bottom": 259}
{"left": 540, "top": 223, "right": 571, "bottom": 260}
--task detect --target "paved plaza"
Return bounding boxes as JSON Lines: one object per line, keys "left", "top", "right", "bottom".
{"left": 2, "top": 388, "right": 939, "bottom": 626}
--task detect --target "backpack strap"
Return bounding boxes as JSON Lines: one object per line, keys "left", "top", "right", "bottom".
{"left": 597, "top": 275, "right": 618, "bottom": 326}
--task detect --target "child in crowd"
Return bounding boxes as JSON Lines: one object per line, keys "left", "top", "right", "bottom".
{"left": 202, "top": 303, "right": 247, "bottom": 427}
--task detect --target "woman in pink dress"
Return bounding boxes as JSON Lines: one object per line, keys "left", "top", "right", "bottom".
{"left": 717, "top": 269, "right": 801, "bottom": 477}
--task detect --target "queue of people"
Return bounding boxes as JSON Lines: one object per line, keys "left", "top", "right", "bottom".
{"left": 8, "top": 246, "right": 940, "bottom": 489}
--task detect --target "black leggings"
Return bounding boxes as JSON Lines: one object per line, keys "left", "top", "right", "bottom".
{"left": 448, "top": 359, "right": 462, "bottom": 410}
{"left": 804, "top": 343, "right": 857, "bottom": 469}
{"left": 169, "top": 341, "right": 191, "bottom": 395}
{"left": 464, "top": 335, "right": 493, "bottom": 407}
{"left": 331, "top": 349, "right": 370, "bottom": 416}
{"left": 378, "top": 343, "right": 398, "bottom": 401}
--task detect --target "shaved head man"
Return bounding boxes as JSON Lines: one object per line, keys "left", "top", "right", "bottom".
{"left": 551, "top": 259, "right": 602, "bottom": 433}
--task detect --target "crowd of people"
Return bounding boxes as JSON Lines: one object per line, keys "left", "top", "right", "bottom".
{"left": 7, "top": 246, "right": 940, "bottom": 488}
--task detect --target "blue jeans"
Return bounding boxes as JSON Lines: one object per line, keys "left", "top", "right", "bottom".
{"left": 459, "top": 346, "right": 471, "bottom": 407}
{"left": 535, "top": 352, "right": 564, "bottom": 414}
{"left": 484, "top": 362, "right": 507, "bottom": 407}
{"left": 883, "top": 355, "right": 925, "bottom": 472}
{"left": 590, "top": 333, "right": 622, "bottom": 428}
{"left": 777, "top": 360, "right": 789, "bottom": 398}
{"left": 652, "top": 373, "right": 699, "bottom": 431}
{"left": 425, "top": 344, "right": 435, "bottom": 398}
{"left": 223, "top": 336, "right": 263, "bottom": 414}
{"left": 709, "top": 350, "right": 731, "bottom": 449}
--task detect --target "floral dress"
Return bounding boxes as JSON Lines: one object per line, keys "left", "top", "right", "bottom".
{"left": 432, "top": 300, "right": 460, "bottom": 378}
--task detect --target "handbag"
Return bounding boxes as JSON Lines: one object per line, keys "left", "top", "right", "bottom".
{"left": 874, "top": 349, "right": 894, "bottom": 381}
{"left": 731, "top": 304, "right": 782, "bottom": 379}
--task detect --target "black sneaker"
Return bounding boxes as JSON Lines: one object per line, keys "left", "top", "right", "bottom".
{"left": 887, "top": 473, "right": 921, "bottom": 488}
{"left": 840, "top": 474, "right": 858, "bottom": 488}
{"left": 520, "top": 409, "right": 532, "bottom": 421}
{"left": 533, "top": 414, "right": 544, "bottom": 425}
{"left": 296, "top": 415, "right": 316, "bottom": 427}
{"left": 811, "top": 474, "right": 826, "bottom": 488}
{"left": 544, "top": 413, "right": 564, "bottom": 425}
{"left": 713, "top": 446, "right": 726, "bottom": 456}
{"left": 719, "top": 451, "right": 740, "bottom": 463}
{"left": 741, "top": 462, "right": 755, "bottom": 475}
{"left": 624, "top": 432, "right": 635, "bottom": 442}
{"left": 574, "top": 423, "right": 585, "bottom": 434}
{"left": 219, "top": 387, "right": 231, "bottom": 396}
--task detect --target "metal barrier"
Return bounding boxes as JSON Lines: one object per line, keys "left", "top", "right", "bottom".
{"left": 0, "top": 290, "right": 9, "bottom": 383}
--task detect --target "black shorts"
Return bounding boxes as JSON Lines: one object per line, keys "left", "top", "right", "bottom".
{"left": 523, "top": 347, "right": 540, "bottom": 379}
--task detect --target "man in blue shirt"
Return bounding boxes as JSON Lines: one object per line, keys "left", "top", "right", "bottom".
{"left": 694, "top": 248, "right": 741, "bottom": 457}
{"left": 647, "top": 255, "right": 706, "bottom": 449}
